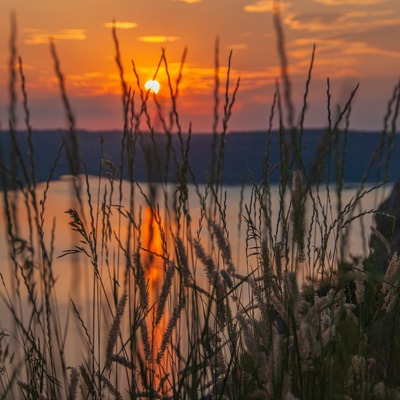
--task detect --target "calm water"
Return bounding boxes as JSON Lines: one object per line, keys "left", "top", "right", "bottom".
{"left": 0, "top": 176, "right": 391, "bottom": 386}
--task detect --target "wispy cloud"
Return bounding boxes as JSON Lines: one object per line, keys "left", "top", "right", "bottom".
{"left": 314, "top": 0, "right": 389, "bottom": 5}
{"left": 171, "top": 0, "right": 203, "bottom": 3}
{"left": 287, "top": 37, "right": 400, "bottom": 78}
{"left": 16, "top": 70, "right": 115, "bottom": 97}
{"left": 291, "top": 37, "right": 400, "bottom": 58}
{"left": 138, "top": 36, "right": 181, "bottom": 43}
{"left": 228, "top": 43, "right": 248, "bottom": 51}
{"left": 342, "top": 41, "right": 400, "bottom": 58}
{"left": 66, "top": 72, "right": 120, "bottom": 96}
{"left": 104, "top": 21, "right": 138, "bottom": 29}
{"left": 24, "top": 28, "right": 86, "bottom": 45}
{"left": 284, "top": 10, "right": 400, "bottom": 32}
{"left": 244, "top": 1, "right": 289, "bottom": 13}
{"left": 284, "top": 12, "right": 346, "bottom": 32}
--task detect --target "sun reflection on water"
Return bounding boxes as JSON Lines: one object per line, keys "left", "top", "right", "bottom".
{"left": 140, "top": 205, "right": 170, "bottom": 382}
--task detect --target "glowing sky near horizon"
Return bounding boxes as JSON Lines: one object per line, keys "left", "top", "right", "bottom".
{"left": 0, "top": 0, "right": 399, "bottom": 132}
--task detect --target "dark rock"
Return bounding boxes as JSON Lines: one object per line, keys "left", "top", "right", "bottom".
{"left": 366, "top": 182, "right": 400, "bottom": 274}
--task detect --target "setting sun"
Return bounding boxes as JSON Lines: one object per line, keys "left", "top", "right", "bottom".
{"left": 144, "top": 80, "right": 161, "bottom": 94}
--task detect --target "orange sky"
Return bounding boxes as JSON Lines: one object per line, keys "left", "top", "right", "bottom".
{"left": 0, "top": 0, "right": 399, "bottom": 132}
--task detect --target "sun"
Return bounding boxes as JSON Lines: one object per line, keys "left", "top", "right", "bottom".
{"left": 144, "top": 80, "right": 161, "bottom": 94}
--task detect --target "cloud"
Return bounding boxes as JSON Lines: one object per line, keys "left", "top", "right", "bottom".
{"left": 286, "top": 37, "right": 400, "bottom": 78}
{"left": 24, "top": 29, "right": 86, "bottom": 45}
{"left": 284, "top": 12, "right": 344, "bottom": 31}
{"left": 240, "top": 32, "right": 255, "bottom": 38}
{"left": 171, "top": 0, "right": 203, "bottom": 3}
{"left": 104, "top": 21, "right": 138, "bottom": 29}
{"left": 66, "top": 72, "right": 122, "bottom": 96}
{"left": 244, "top": 1, "right": 289, "bottom": 13}
{"left": 229, "top": 43, "right": 248, "bottom": 51}
{"left": 290, "top": 37, "right": 400, "bottom": 58}
{"left": 138, "top": 36, "right": 181, "bottom": 43}
{"left": 342, "top": 41, "right": 400, "bottom": 58}
{"left": 314, "top": 0, "right": 389, "bottom": 4}
{"left": 284, "top": 10, "right": 400, "bottom": 32}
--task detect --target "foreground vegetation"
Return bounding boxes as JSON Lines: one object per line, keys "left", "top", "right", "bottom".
{"left": 1, "top": 11, "right": 400, "bottom": 400}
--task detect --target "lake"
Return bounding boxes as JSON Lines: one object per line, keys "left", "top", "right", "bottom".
{"left": 0, "top": 175, "right": 392, "bottom": 396}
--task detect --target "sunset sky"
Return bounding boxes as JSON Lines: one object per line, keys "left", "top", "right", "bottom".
{"left": 0, "top": 0, "right": 399, "bottom": 133}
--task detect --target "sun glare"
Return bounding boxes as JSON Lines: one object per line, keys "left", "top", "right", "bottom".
{"left": 144, "top": 80, "right": 161, "bottom": 94}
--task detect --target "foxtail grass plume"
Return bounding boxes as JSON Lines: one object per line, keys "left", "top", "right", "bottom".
{"left": 96, "top": 371, "right": 123, "bottom": 400}
{"left": 354, "top": 263, "right": 366, "bottom": 304}
{"left": 155, "top": 261, "right": 176, "bottom": 326}
{"left": 105, "top": 293, "right": 128, "bottom": 370}
{"left": 68, "top": 367, "right": 79, "bottom": 400}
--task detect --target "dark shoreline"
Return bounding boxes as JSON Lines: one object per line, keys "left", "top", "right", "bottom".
{"left": 0, "top": 129, "right": 398, "bottom": 186}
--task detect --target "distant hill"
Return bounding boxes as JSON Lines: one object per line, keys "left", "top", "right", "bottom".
{"left": 0, "top": 129, "right": 399, "bottom": 187}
